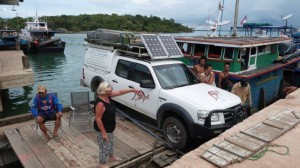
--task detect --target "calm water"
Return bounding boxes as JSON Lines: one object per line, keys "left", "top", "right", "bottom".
{"left": 0, "top": 33, "right": 92, "bottom": 118}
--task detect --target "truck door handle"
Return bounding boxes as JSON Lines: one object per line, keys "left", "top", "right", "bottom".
{"left": 112, "top": 80, "right": 118, "bottom": 83}
{"left": 129, "top": 85, "right": 134, "bottom": 88}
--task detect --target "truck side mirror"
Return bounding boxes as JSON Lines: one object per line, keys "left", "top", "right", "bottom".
{"left": 140, "top": 80, "right": 155, "bottom": 89}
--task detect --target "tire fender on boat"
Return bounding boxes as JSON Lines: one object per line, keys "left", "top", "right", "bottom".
{"left": 2, "top": 32, "right": 8, "bottom": 36}
{"left": 12, "top": 32, "right": 18, "bottom": 36}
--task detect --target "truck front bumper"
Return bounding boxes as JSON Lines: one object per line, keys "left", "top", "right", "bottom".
{"left": 189, "top": 104, "right": 243, "bottom": 139}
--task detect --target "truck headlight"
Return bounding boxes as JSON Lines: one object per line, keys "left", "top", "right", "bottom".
{"left": 197, "top": 110, "right": 219, "bottom": 122}
{"left": 197, "top": 110, "right": 208, "bottom": 122}
{"left": 211, "top": 113, "right": 219, "bottom": 122}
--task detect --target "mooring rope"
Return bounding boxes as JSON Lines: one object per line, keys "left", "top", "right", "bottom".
{"left": 248, "top": 144, "right": 289, "bottom": 160}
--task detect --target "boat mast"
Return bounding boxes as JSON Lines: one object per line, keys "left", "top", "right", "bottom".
{"left": 232, "top": 0, "right": 239, "bottom": 37}
{"left": 218, "top": 0, "right": 225, "bottom": 36}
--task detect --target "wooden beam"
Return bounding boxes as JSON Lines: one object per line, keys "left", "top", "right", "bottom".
{"left": 4, "top": 129, "right": 43, "bottom": 168}
{"left": 19, "top": 125, "right": 65, "bottom": 168}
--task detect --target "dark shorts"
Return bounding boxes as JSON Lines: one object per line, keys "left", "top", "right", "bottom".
{"left": 38, "top": 112, "right": 57, "bottom": 123}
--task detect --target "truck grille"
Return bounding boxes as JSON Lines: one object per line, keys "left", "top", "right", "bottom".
{"left": 223, "top": 105, "right": 242, "bottom": 122}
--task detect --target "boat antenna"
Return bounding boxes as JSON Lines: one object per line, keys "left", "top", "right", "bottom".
{"left": 218, "top": 0, "right": 225, "bottom": 36}
{"left": 16, "top": 12, "right": 19, "bottom": 31}
{"left": 232, "top": 0, "right": 240, "bottom": 37}
{"left": 11, "top": 6, "right": 16, "bottom": 11}
{"left": 282, "top": 14, "right": 293, "bottom": 34}
{"left": 207, "top": 0, "right": 230, "bottom": 37}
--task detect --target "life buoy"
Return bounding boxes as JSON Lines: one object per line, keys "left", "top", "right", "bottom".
{"left": 12, "top": 32, "right": 18, "bottom": 36}
{"left": 2, "top": 32, "right": 8, "bottom": 36}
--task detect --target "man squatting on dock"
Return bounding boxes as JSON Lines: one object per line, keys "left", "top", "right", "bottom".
{"left": 94, "top": 81, "right": 139, "bottom": 168}
{"left": 31, "top": 85, "right": 63, "bottom": 141}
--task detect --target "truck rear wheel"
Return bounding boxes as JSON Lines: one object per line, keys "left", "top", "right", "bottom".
{"left": 162, "top": 117, "right": 188, "bottom": 149}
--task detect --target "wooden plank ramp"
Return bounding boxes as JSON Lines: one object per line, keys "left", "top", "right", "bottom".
{"left": 4, "top": 113, "right": 163, "bottom": 168}
{"left": 201, "top": 109, "right": 300, "bottom": 168}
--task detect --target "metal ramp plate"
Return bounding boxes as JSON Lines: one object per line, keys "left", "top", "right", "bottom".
{"left": 141, "top": 34, "right": 183, "bottom": 59}
{"left": 201, "top": 109, "right": 300, "bottom": 168}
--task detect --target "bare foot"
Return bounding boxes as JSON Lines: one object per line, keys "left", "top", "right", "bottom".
{"left": 45, "top": 134, "right": 50, "bottom": 142}
{"left": 98, "top": 163, "right": 109, "bottom": 168}
{"left": 109, "top": 156, "right": 122, "bottom": 162}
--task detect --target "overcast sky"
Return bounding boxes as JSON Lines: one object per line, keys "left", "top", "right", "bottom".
{"left": 1, "top": 0, "right": 299, "bottom": 29}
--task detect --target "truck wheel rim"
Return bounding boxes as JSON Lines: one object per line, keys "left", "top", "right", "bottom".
{"left": 166, "top": 124, "right": 181, "bottom": 144}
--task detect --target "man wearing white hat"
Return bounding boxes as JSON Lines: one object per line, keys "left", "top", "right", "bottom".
{"left": 31, "top": 85, "right": 63, "bottom": 141}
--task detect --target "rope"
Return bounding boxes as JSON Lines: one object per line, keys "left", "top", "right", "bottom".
{"left": 248, "top": 144, "right": 289, "bottom": 161}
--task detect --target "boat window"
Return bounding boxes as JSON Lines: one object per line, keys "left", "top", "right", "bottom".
{"left": 258, "top": 46, "right": 265, "bottom": 54}
{"left": 208, "top": 45, "right": 221, "bottom": 59}
{"left": 194, "top": 44, "right": 205, "bottom": 57}
{"left": 115, "top": 59, "right": 131, "bottom": 79}
{"left": 250, "top": 47, "right": 257, "bottom": 55}
{"left": 265, "top": 45, "right": 270, "bottom": 52}
{"left": 258, "top": 45, "right": 270, "bottom": 54}
{"left": 224, "top": 47, "right": 234, "bottom": 60}
{"left": 177, "top": 42, "right": 192, "bottom": 55}
{"left": 132, "top": 64, "right": 154, "bottom": 84}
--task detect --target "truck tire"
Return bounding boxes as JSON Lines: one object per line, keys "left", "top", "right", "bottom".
{"left": 162, "top": 117, "right": 188, "bottom": 149}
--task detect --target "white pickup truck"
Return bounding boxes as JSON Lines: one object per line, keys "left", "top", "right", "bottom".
{"left": 81, "top": 32, "right": 242, "bottom": 149}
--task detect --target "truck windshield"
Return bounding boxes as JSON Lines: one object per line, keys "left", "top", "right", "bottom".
{"left": 153, "top": 63, "right": 199, "bottom": 89}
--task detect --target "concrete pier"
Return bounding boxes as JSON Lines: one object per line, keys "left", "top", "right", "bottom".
{"left": 0, "top": 51, "right": 34, "bottom": 112}
{"left": 168, "top": 89, "right": 300, "bottom": 168}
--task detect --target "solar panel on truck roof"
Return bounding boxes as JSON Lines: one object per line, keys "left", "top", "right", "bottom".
{"left": 141, "top": 34, "right": 168, "bottom": 59}
{"left": 158, "top": 35, "right": 183, "bottom": 57}
{"left": 141, "top": 34, "right": 183, "bottom": 60}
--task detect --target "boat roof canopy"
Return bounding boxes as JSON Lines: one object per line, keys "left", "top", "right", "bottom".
{"left": 175, "top": 36, "right": 292, "bottom": 48}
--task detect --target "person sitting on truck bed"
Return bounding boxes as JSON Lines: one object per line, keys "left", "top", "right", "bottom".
{"left": 200, "top": 64, "right": 216, "bottom": 86}
{"left": 231, "top": 78, "right": 252, "bottom": 117}
{"left": 31, "top": 85, "right": 63, "bottom": 141}
{"left": 193, "top": 56, "right": 206, "bottom": 80}
{"left": 94, "top": 81, "right": 139, "bottom": 168}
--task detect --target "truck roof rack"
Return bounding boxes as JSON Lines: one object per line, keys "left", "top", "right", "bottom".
{"left": 85, "top": 29, "right": 183, "bottom": 60}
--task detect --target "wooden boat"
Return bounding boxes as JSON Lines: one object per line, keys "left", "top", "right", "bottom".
{"left": 20, "top": 14, "right": 65, "bottom": 53}
{"left": 175, "top": 35, "right": 300, "bottom": 112}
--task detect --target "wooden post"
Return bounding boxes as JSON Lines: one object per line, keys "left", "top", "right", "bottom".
{"left": 0, "top": 92, "right": 3, "bottom": 112}
{"left": 22, "top": 56, "right": 30, "bottom": 69}
{"left": 232, "top": 0, "right": 239, "bottom": 37}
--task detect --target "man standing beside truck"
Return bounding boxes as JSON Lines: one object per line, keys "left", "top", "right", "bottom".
{"left": 231, "top": 78, "right": 252, "bottom": 117}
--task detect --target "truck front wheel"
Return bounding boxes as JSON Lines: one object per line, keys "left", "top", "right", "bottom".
{"left": 162, "top": 117, "right": 188, "bottom": 149}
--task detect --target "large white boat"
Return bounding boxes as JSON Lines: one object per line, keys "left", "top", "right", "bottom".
{"left": 20, "top": 14, "right": 65, "bottom": 53}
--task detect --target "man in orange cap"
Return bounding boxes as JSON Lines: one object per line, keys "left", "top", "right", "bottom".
{"left": 31, "top": 85, "right": 63, "bottom": 141}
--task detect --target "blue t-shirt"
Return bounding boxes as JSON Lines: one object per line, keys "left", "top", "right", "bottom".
{"left": 31, "top": 93, "right": 63, "bottom": 117}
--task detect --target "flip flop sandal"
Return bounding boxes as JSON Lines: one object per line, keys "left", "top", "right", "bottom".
{"left": 45, "top": 136, "right": 51, "bottom": 142}
{"left": 54, "top": 136, "right": 60, "bottom": 141}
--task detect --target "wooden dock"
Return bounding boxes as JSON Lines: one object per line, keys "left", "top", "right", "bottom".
{"left": 3, "top": 114, "right": 164, "bottom": 168}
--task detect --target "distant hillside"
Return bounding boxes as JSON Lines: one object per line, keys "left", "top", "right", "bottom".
{"left": 1, "top": 13, "right": 193, "bottom": 33}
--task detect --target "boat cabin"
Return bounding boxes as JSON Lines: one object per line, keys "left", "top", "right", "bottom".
{"left": 176, "top": 36, "right": 292, "bottom": 73}
{"left": 175, "top": 36, "right": 300, "bottom": 112}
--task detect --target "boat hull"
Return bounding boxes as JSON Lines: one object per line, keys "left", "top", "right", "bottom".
{"left": 24, "top": 41, "right": 66, "bottom": 53}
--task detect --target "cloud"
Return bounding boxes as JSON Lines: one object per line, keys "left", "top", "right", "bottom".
{"left": 1, "top": 0, "right": 299, "bottom": 27}
{"left": 131, "top": 0, "right": 150, "bottom": 5}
